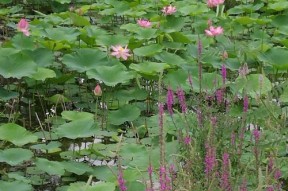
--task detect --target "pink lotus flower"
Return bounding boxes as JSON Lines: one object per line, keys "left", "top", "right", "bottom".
{"left": 93, "top": 84, "right": 102, "bottom": 96}
{"left": 137, "top": 19, "right": 152, "bottom": 28}
{"left": 207, "top": 0, "right": 225, "bottom": 8}
{"left": 205, "top": 26, "right": 223, "bottom": 37}
{"left": 162, "top": 5, "right": 176, "bottom": 15}
{"left": 111, "top": 45, "right": 131, "bottom": 60}
{"left": 17, "top": 18, "right": 30, "bottom": 36}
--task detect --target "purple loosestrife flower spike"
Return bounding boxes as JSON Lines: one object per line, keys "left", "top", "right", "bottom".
{"left": 243, "top": 95, "right": 249, "bottom": 112}
{"left": 166, "top": 87, "right": 174, "bottom": 116}
{"left": 253, "top": 129, "right": 260, "bottom": 143}
{"left": 216, "top": 89, "right": 223, "bottom": 104}
{"left": 184, "top": 136, "right": 191, "bottom": 145}
{"left": 159, "top": 166, "right": 171, "bottom": 191}
{"left": 205, "top": 143, "right": 216, "bottom": 177}
{"left": 240, "top": 179, "right": 248, "bottom": 191}
{"left": 221, "top": 64, "right": 227, "bottom": 84}
{"left": 117, "top": 171, "right": 127, "bottom": 191}
{"left": 220, "top": 153, "right": 231, "bottom": 191}
{"left": 176, "top": 88, "right": 187, "bottom": 113}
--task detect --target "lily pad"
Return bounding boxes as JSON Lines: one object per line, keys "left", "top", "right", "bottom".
{"left": 109, "top": 104, "right": 141, "bottom": 125}
{"left": 0, "top": 148, "right": 33, "bottom": 166}
{"left": 257, "top": 47, "right": 288, "bottom": 70}
{"left": 0, "top": 50, "right": 37, "bottom": 79}
{"left": 0, "top": 123, "right": 38, "bottom": 146}
{"left": 86, "top": 64, "right": 135, "bottom": 86}
{"left": 55, "top": 119, "right": 97, "bottom": 139}
{"left": 130, "top": 62, "right": 170, "bottom": 76}
{"left": 35, "top": 158, "right": 65, "bottom": 176}
{"left": 62, "top": 161, "right": 93, "bottom": 175}
{"left": 0, "top": 181, "right": 32, "bottom": 191}
{"left": 30, "top": 67, "right": 56, "bottom": 81}
{"left": 133, "top": 44, "right": 163, "bottom": 57}
{"left": 61, "top": 111, "right": 94, "bottom": 121}
{"left": 62, "top": 48, "right": 108, "bottom": 72}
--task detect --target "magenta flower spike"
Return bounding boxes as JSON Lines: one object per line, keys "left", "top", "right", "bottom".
{"left": 166, "top": 87, "right": 174, "bottom": 116}
{"left": 117, "top": 171, "right": 127, "bottom": 191}
{"left": 243, "top": 95, "right": 249, "bottom": 112}
{"left": 176, "top": 88, "right": 187, "bottom": 113}
{"left": 137, "top": 19, "right": 152, "bottom": 28}
{"left": 17, "top": 18, "right": 30, "bottom": 36}
{"left": 221, "top": 64, "right": 227, "bottom": 84}
{"left": 162, "top": 5, "right": 176, "bottom": 15}
{"left": 205, "top": 26, "right": 224, "bottom": 37}
{"left": 111, "top": 45, "right": 131, "bottom": 60}
{"left": 207, "top": 0, "right": 225, "bottom": 8}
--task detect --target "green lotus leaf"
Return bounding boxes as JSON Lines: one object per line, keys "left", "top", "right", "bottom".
{"left": 61, "top": 111, "right": 94, "bottom": 121}
{"left": 67, "top": 182, "right": 115, "bottom": 191}
{"left": 109, "top": 104, "right": 141, "bottom": 125}
{"left": 30, "top": 141, "right": 62, "bottom": 153}
{"left": 11, "top": 34, "right": 35, "bottom": 50}
{"left": 54, "top": 0, "right": 71, "bottom": 3}
{"left": 245, "top": 74, "right": 272, "bottom": 98}
{"left": 0, "top": 123, "right": 38, "bottom": 146}
{"left": 69, "top": 12, "right": 90, "bottom": 26}
{"left": 48, "top": 94, "right": 70, "bottom": 103}
{"left": 130, "top": 61, "right": 170, "bottom": 76}
{"left": 96, "top": 34, "right": 129, "bottom": 47}
{"left": 86, "top": 64, "right": 135, "bottom": 86}
{"left": 161, "top": 16, "right": 186, "bottom": 33}
{"left": 268, "top": 1, "right": 288, "bottom": 11}
{"left": 29, "top": 48, "right": 54, "bottom": 67}
{"left": 0, "top": 87, "right": 19, "bottom": 101}
{"left": 134, "top": 44, "right": 163, "bottom": 57}
{"left": 154, "top": 51, "right": 187, "bottom": 67}
{"left": 0, "top": 181, "right": 32, "bottom": 191}
{"left": 44, "top": 27, "right": 80, "bottom": 42}
{"left": 30, "top": 67, "right": 56, "bottom": 81}
{"left": 35, "top": 158, "right": 65, "bottom": 176}
{"left": 62, "top": 161, "right": 93, "bottom": 175}
{"left": 62, "top": 48, "right": 107, "bottom": 72}
{"left": 55, "top": 119, "right": 97, "bottom": 139}
{"left": 0, "top": 50, "right": 37, "bottom": 79}
{"left": 257, "top": 47, "right": 288, "bottom": 70}
{"left": 0, "top": 148, "right": 33, "bottom": 166}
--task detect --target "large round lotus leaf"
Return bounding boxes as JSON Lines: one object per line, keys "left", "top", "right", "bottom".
{"left": 0, "top": 87, "right": 19, "bottom": 101}
{"left": 86, "top": 65, "right": 135, "bottom": 86}
{"left": 29, "top": 48, "right": 54, "bottom": 67}
{"left": 62, "top": 161, "right": 93, "bottom": 175}
{"left": 55, "top": 119, "right": 97, "bottom": 139}
{"left": 129, "top": 62, "right": 170, "bottom": 76}
{"left": 62, "top": 48, "right": 107, "bottom": 72}
{"left": 48, "top": 94, "right": 70, "bottom": 103}
{"left": 109, "top": 104, "right": 140, "bottom": 125}
{"left": 11, "top": 34, "right": 35, "bottom": 50}
{"left": 163, "top": 69, "right": 189, "bottom": 91}
{"left": 257, "top": 47, "right": 288, "bottom": 70}
{"left": 245, "top": 74, "right": 272, "bottom": 98}
{"left": 67, "top": 182, "right": 115, "bottom": 191}
{"left": 68, "top": 12, "right": 90, "bottom": 26}
{"left": 29, "top": 67, "right": 56, "bottom": 81}
{"left": 268, "top": 1, "right": 288, "bottom": 11}
{"left": 154, "top": 51, "right": 187, "bottom": 67}
{"left": 35, "top": 158, "right": 65, "bottom": 176}
{"left": 0, "top": 181, "right": 32, "bottom": 191}
{"left": 44, "top": 27, "right": 80, "bottom": 42}
{"left": 30, "top": 141, "right": 62, "bottom": 153}
{"left": 192, "top": 73, "right": 223, "bottom": 93}
{"left": 0, "top": 148, "right": 33, "bottom": 166}
{"left": 0, "top": 123, "right": 38, "bottom": 146}
{"left": 161, "top": 16, "right": 186, "bottom": 33}
{"left": 96, "top": 34, "right": 129, "bottom": 47}
{"left": 0, "top": 50, "right": 37, "bottom": 79}
{"left": 134, "top": 44, "right": 163, "bottom": 57}
{"left": 61, "top": 111, "right": 94, "bottom": 121}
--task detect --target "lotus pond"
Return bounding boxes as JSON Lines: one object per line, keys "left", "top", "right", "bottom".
{"left": 0, "top": 0, "right": 288, "bottom": 190}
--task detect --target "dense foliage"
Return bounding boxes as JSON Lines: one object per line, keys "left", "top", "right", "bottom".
{"left": 0, "top": 0, "right": 288, "bottom": 190}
